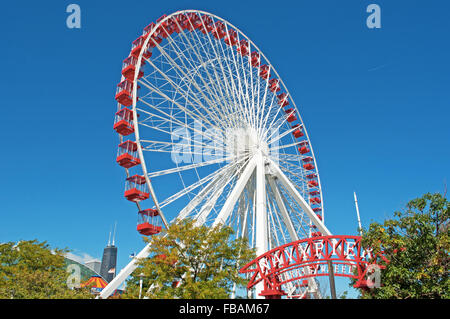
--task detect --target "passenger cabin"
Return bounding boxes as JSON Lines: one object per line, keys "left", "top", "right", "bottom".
{"left": 115, "top": 79, "right": 134, "bottom": 107}
{"left": 185, "top": 12, "right": 201, "bottom": 31}
{"left": 298, "top": 141, "right": 310, "bottom": 154}
{"left": 224, "top": 29, "right": 238, "bottom": 46}
{"left": 277, "top": 93, "right": 289, "bottom": 107}
{"left": 269, "top": 78, "right": 281, "bottom": 93}
{"left": 259, "top": 64, "right": 270, "bottom": 80}
{"left": 131, "top": 36, "right": 146, "bottom": 58}
{"left": 292, "top": 124, "right": 304, "bottom": 138}
{"left": 302, "top": 156, "right": 315, "bottom": 171}
{"left": 310, "top": 197, "right": 321, "bottom": 205}
{"left": 174, "top": 13, "right": 188, "bottom": 31}
{"left": 113, "top": 107, "right": 134, "bottom": 136}
{"left": 212, "top": 21, "right": 226, "bottom": 39}
{"left": 250, "top": 51, "right": 260, "bottom": 67}
{"left": 156, "top": 15, "right": 172, "bottom": 38}
{"left": 308, "top": 180, "right": 319, "bottom": 187}
{"left": 137, "top": 209, "right": 162, "bottom": 236}
{"left": 199, "top": 15, "right": 213, "bottom": 34}
{"left": 116, "top": 140, "right": 140, "bottom": 168}
{"left": 284, "top": 108, "right": 297, "bottom": 123}
{"left": 122, "top": 56, "right": 144, "bottom": 81}
{"left": 124, "top": 175, "right": 149, "bottom": 202}
{"left": 237, "top": 39, "right": 249, "bottom": 56}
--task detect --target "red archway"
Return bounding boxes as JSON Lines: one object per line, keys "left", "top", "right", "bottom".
{"left": 240, "top": 235, "right": 388, "bottom": 298}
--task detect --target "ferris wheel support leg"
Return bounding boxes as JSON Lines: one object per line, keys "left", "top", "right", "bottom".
{"left": 267, "top": 176, "right": 298, "bottom": 241}
{"left": 255, "top": 152, "right": 268, "bottom": 299}
{"left": 267, "top": 159, "right": 331, "bottom": 236}
{"left": 98, "top": 242, "right": 153, "bottom": 299}
{"left": 268, "top": 159, "right": 336, "bottom": 298}
{"left": 267, "top": 176, "right": 321, "bottom": 298}
{"left": 212, "top": 156, "right": 257, "bottom": 228}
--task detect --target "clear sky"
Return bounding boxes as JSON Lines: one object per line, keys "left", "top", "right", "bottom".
{"left": 0, "top": 0, "right": 449, "bottom": 298}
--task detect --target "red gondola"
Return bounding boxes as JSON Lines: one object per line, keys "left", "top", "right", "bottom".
{"left": 224, "top": 29, "right": 238, "bottom": 46}
{"left": 308, "top": 180, "right": 319, "bottom": 187}
{"left": 131, "top": 36, "right": 146, "bottom": 58}
{"left": 269, "top": 78, "right": 281, "bottom": 93}
{"left": 277, "top": 93, "right": 289, "bottom": 107}
{"left": 121, "top": 56, "right": 145, "bottom": 81}
{"left": 184, "top": 12, "right": 201, "bottom": 31}
{"left": 259, "top": 64, "right": 270, "bottom": 80}
{"left": 250, "top": 51, "right": 260, "bottom": 67}
{"left": 303, "top": 156, "right": 315, "bottom": 171}
{"left": 212, "top": 21, "right": 226, "bottom": 39}
{"left": 137, "top": 209, "right": 162, "bottom": 236}
{"left": 116, "top": 140, "right": 140, "bottom": 168}
{"left": 113, "top": 107, "right": 134, "bottom": 136}
{"left": 124, "top": 175, "right": 149, "bottom": 202}
{"left": 285, "top": 108, "right": 297, "bottom": 123}
{"left": 156, "top": 15, "right": 175, "bottom": 38}
{"left": 292, "top": 124, "right": 304, "bottom": 138}
{"left": 115, "top": 79, "right": 133, "bottom": 107}
{"left": 237, "top": 39, "right": 249, "bottom": 56}
{"left": 199, "top": 15, "right": 213, "bottom": 34}
{"left": 298, "top": 141, "right": 310, "bottom": 154}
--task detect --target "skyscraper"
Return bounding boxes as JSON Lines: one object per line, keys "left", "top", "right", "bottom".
{"left": 100, "top": 223, "right": 118, "bottom": 283}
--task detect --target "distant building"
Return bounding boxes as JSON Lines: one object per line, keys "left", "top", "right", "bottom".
{"left": 100, "top": 244, "right": 117, "bottom": 283}
{"left": 64, "top": 257, "right": 104, "bottom": 283}
{"left": 85, "top": 259, "right": 101, "bottom": 274}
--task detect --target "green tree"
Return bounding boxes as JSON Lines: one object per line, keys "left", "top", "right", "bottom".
{"left": 123, "top": 219, "right": 256, "bottom": 299}
{"left": 0, "top": 240, "right": 93, "bottom": 299}
{"left": 354, "top": 192, "right": 449, "bottom": 299}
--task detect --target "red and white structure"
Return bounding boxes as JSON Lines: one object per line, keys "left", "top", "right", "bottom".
{"left": 102, "top": 10, "right": 332, "bottom": 299}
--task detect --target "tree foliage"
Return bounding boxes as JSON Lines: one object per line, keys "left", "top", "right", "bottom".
{"left": 123, "top": 219, "right": 256, "bottom": 299}
{"left": 0, "top": 240, "right": 92, "bottom": 299}
{"left": 355, "top": 192, "right": 449, "bottom": 299}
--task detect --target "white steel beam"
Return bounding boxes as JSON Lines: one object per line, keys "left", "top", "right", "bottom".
{"left": 254, "top": 151, "right": 268, "bottom": 299}
{"left": 212, "top": 155, "right": 257, "bottom": 228}
{"left": 268, "top": 158, "right": 332, "bottom": 236}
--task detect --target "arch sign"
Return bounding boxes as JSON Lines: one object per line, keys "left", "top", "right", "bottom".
{"left": 240, "top": 235, "right": 388, "bottom": 298}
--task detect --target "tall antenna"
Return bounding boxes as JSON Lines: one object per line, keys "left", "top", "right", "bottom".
{"left": 354, "top": 192, "right": 363, "bottom": 236}
{"left": 107, "top": 225, "right": 112, "bottom": 246}
{"left": 112, "top": 221, "right": 117, "bottom": 246}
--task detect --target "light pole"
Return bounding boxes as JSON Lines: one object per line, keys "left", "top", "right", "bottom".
{"left": 138, "top": 273, "right": 145, "bottom": 299}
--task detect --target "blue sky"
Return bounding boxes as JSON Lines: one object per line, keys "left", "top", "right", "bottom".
{"left": 0, "top": 1, "right": 449, "bottom": 297}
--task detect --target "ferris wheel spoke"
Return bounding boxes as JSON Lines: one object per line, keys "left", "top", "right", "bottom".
{"left": 189, "top": 23, "right": 241, "bottom": 128}
{"left": 170, "top": 28, "right": 237, "bottom": 122}
{"left": 173, "top": 164, "right": 232, "bottom": 222}
{"left": 173, "top": 154, "right": 251, "bottom": 223}
{"left": 267, "top": 176, "right": 299, "bottom": 242}
{"left": 137, "top": 90, "right": 226, "bottom": 142}
{"left": 138, "top": 70, "right": 226, "bottom": 134}
{"left": 159, "top": 153, "right": 249, "bottom": 209}
{"left": 154, "top": 34, "right": 232, "bottom": 128}
{"left": 146, "top": 156, "right": 235, "bottom": 179}
{"left": 150, "top": 37, "right": 236, "bottom": 130}
{"left": 137, "top": 109, "right": 222, "bottom": 147}
{"left": 205, "top": 24, "right": 253, "bottom": 129}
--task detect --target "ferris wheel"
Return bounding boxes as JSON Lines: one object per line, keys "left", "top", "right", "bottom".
{"left": 104, "top": 10, "right": 334, "bottom": 299}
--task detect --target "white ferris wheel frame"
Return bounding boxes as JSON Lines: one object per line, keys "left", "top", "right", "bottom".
{"left": 101, "top": 9, "right": 331, "bottom": 299}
